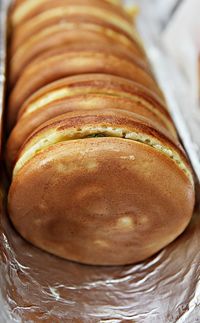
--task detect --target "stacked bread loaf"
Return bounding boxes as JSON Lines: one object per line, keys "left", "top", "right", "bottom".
{"left": 7, "top": 0, "right": 195, "bottom": 265}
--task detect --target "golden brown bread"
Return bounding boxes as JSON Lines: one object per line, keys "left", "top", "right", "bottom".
{"left": 9, "top": 138, "right": 194, "bottom": 265}
{"left": 8, "top": 110, "right": 194, "bottom": 265}
{"left": 13, "top": 109, "right": 186, "bottom": 170}
{"left": 6, "top": 74, "right": 176, "bottom": 171}
{"left": 12, "top": 15, "right": 134, "bottom": 53}
{"left": 9, "top": 22, "right": 145, "bottom": 87}
{"left": 7, "top": 0, "right": 195, "bottom": 266}
{"left": 11, "top": 2, "right": 136, "bottom": 52}
{"left": 10, "top": 0, "right": 125, "bottom": 27}
{"left": 8, "top": 49, "right": 162, "bottom": 130}
{"left": 28, "top": 43, "right": 149, "bottom": 71}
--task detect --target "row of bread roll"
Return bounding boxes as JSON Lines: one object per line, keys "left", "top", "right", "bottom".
{"left": 7, "top": 0, "right": 195, "bottom": 266}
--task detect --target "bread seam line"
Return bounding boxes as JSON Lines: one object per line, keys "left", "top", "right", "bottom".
{"left": 13, "top": 126, "right": 193, "bottom": 185}
{"left": 21, "top": 88, "right": 175, "bottom": 136}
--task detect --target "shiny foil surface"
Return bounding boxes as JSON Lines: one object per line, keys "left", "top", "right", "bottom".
{"left": 0, "top": 1, "right": 200, "bottom": 322}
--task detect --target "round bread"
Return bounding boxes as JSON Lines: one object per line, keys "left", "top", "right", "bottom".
{"left": 9, "top": 23, "right": 145, "bottom": 86}
{"left": 6, "top": 74, "right": 176, "bottom": 171}
{"left": 8, "top": 50, "right": 160, "bottom": 130}
{"left": 8, "top": 109, "right": 195, "bottom": 265}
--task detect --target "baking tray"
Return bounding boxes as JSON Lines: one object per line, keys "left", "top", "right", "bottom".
{"left": 0, "top": 1, "right": 200, "bottom": 322}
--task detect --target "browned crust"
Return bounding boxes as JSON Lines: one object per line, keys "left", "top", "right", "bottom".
{"left": 18, "top": 74, "right": 166, "bottom": 117}
{"left": 9, "top": 24, "right": 145, "bottom": 86}
{"left": 17, "top": 43, "right": 149, "bottom": 73}
{"left": 11, "top": 15, "right": 133, "bottom": 53}
{"left": 10, "top": 0, "right": 128, "bottom": 26}
{"left": 6, "top": 94, "right": 174, "bottom": 171}
{"left": 8, "top": 53, "right": 162, "bottom": 130}
{"left": 16, "top": 109, "right": 189, "bottom": 172}
{"left": 6, "top": 74, "right": 174, "bottom": 172}
{"left": 8, "top": 137, "right": 195, "bottom": 265}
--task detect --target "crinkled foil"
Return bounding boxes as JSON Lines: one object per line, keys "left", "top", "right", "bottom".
{"left": 1, "top": 1, "right": 200, "bottom": 322}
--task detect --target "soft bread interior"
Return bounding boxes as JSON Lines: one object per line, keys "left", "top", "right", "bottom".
{"left": 21, "top": 87, "right": 175, "bottom": 135}
{"left": 13, "top": 125, "right": 193, "bottom": 184}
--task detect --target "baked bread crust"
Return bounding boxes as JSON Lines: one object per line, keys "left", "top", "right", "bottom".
{"left": 6, "top": 74, "right": 176, "bottom": 171}
{"left": 8, "top": 50, "right": 162, "bottom": 129}
{"left": 8, "top": 110, "right": 194, "bottom": 265}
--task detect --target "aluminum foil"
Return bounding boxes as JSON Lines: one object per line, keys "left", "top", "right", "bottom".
{"left": 1, "top": 1, "right": 200, "bottom": 322}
